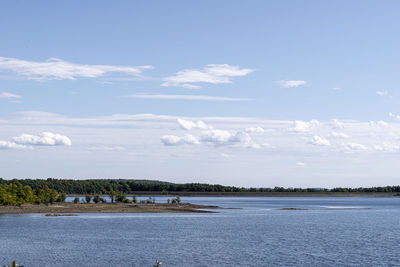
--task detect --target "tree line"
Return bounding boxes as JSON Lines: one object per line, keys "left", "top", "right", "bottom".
{"left": 1, "top": 178, "right": 400, "bottom": 194}
{"left": 0, "top": 182, "right": 66, "bottom": 206}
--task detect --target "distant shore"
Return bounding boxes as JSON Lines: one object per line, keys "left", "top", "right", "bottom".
{"left": 81, "top": 192, "right": 400, "bottom": 197}
{"left": 0, "top": 202, "right": 220, "bottom": 214}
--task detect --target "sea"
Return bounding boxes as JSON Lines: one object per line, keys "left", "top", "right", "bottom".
{"left": 1, "top": 197, "right": 400, "bottom": 266}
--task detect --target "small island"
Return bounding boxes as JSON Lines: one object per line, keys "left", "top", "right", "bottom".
{"left": 0, "top": 181, "right": 219, "bottom": 214}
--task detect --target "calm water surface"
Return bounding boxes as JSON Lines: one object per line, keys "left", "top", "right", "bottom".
{"left": 1, "top": 197, "right": 400, "bottom": 266}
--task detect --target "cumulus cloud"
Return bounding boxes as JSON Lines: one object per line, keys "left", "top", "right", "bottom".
{"left": 126, "top": 94, "right": 252, "bottom": 102}
{"left": 288, "top": 120, "right": 320, "bottom": 132}
{"left": 389, "top": 112, "right": 400, "bottom": 120}
{"left": 245, "top": 126, "right": 265, "bottom": 133}
{"left": 6, "top": 111, "right": 400, "bottom": 156}
{"left": 0, "top": 141, "right": 27, "bottom": 149}
{"left": 177, "top": 119, "right": 211, "bottom": 130}
{"left": 162, "top": 119, "right": 260, "bottom": 148}
{"left": 200, "top": 129, "right": 239, "bottom": 145}
{"left": 160, "top": 134, "right": 200, "bottom": 146}
{"left": 332, "top": 119, "right": 345, "bottom": 129}
{"left": 200, "top": 129, "right": 257, "bottom": 148}
{"left": 160, "top": 135, "right": 182, "bottom": 146}
{"left": 277, "top": 80, "right": 307, "bottom": 88}
{"left": 13, "top": 132, "right": 72, "bottom": 146}
{"left": 0, "top": 92, "right": 22, "bottom": 99}
{"left": 0, "top": 57, "right": 153, "bottom": 81}
{"left": 161, "top": 64, "right": 254, "bottom": 89}
{"left": 308, "top": 136, "right": 331, "bottom": 146}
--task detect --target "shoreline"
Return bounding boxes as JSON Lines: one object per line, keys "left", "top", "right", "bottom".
{"left": 68, "top": 192, "right": 400, "bottom": 198}
{"left": 0, "top": 202, "right": 220, "bottom": 214}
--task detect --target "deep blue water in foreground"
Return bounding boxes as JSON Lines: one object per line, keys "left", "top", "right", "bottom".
{"left": 1, "top": 197, "right": 400, "bottom": 266}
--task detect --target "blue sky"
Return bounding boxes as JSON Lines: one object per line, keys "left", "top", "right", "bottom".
{"left": 1, "top": 1, "right": 400, "bottom": 187}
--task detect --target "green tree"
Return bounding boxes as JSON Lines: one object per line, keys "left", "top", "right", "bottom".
{"left": 161, "top": 189, "right": 168, "bottom": 195}
{"left": 57, "top": 192, "right": 67, "bottom": 202}
{"left": 93, "top": 195, "right": 101, "bottom": 204}
{"left": 116, "top": 192, "right": 127, "bottom": 203}
{"left": 85, "top": 195, "right": 92, "bottom": 203}
{"left": 108, "top": 190, "right": 116, "bottom": 203}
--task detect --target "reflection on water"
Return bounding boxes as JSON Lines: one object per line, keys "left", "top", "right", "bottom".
{"left": 1, "top": 197, "right": 400, "bottom": 266}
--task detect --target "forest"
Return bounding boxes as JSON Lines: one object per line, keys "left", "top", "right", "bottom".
{"left": 1, "top": 178, "right": 400, "bottom": 195}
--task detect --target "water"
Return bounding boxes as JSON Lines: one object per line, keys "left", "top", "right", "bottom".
{"left": 1, "top": 197, "right": 400, "bottom": 266}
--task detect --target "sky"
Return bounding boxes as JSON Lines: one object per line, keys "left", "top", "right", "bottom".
{"left": 1, "top": 0, "right": 400, "bottom": 187}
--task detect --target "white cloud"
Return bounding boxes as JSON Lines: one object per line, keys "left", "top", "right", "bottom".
{"left": 245, "top": 126, "right": 265, "bottom": 133}
{"left": 389, "top": 112, "right": 400, "bottom": 120}
{"left": 376, "top": 90, "right": 389, "bottom": 96}
{"left": 177, "top": 119, "right": 211, "bottom": 130}
{"left": 308, "top": 136, "right": 331, "bottom": 146}
{"left": 332, "top": 119, "right": 345, "bottom": 129}
{"left": 200, "top": 129, "right": 235, "bottom": 145}
{"left": 161, "top": 64, "right": 254, "bottom": 88}
{"left": 160, "top": 135, "right": 182, "bottom": 146}
{"left": 5, "top": 111, "right": 400, "bottom": 156}
{"left": 163, "top": 119, "right": 260, "bottom": 148}
{"left": 0, "top": 92, "right": 22, "bottom": 99}
{"left": 296, "top": 162, "right": 306, "bottom": 166}
{"left": 200, "top": 129, "right": 256, "bottom": 148}
{"left": 343, "top": 142, "right": 368, "bottom": 151}
{"left": 377, "top": 121, "right": 388, "bottom": 127}
{"left": 277, "top": 80, "right": 307, "bottom": 88}
{"left": 183, "top": 134, "right": 200, "bottom": 145}
{"left": 160, "top": 134, "right": 200, "bottom": 146}
{"left": 288, "top": 120, "right": 320, "bottom": 132}
{"left": 0, "top": 141, "right": 27, "bottom": 149}
{"left": 126, "top": 94, "right": 252, "bottom": 102}
{"left": 331, "top": 132, "right": 350, "bottom": 138}
{"left": 370, "top": 121, "right": 388, "bottom": 127}
{"left": 0, "top": 57, "right": 153, "bottom": 81}
{"left": 5, "top": 111, "right": 400, "bottom": 187}
{"left": 13, "top": 132, "right": 72, "bottom": 146}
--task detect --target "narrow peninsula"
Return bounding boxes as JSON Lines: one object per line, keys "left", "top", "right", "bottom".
{"left": 0, "top": 202, "right": 219, "bottom": 214}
